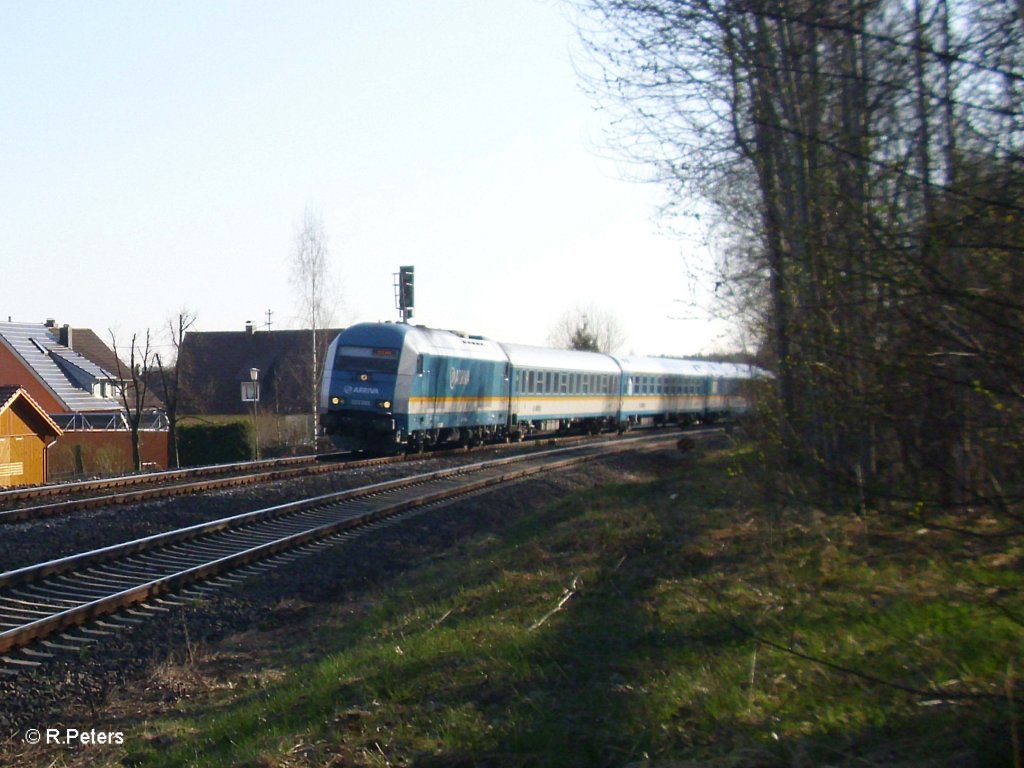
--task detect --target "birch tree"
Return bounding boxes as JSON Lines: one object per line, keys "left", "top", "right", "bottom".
{"left": 290, "top": 207, "right": 338, "bottom": 447}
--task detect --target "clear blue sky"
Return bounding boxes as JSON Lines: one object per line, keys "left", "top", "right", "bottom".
{"left": 0, "top": 1, "right": 734, "bottom": 356}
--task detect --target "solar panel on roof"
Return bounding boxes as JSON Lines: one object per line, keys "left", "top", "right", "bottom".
{"left": 0, "top": 322, "right": 122, "bottom": 412}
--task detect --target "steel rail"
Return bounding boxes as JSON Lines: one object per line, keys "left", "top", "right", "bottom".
{"left": 0, "top": 454, "right": 329, "bottom": 504}
{"left": 0, "top": 433, "right": 614, "bottom": 524}
{"left": 0, "top": 453, "right": 408, "bottom": 524}
{"left": 0, "top": 434, "right": 675, "bottom": 654}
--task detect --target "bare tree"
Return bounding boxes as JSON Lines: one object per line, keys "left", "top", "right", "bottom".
{"left": 548, "top": 305, "right": 626, "bottom": 353}
{"left": 154, "top": 309, "right": 197, "bottom": 469}
{"left": 109, "top": 329, "right": 154, "bottom": 472}
{"left": 290, "top": 207, "right": 339, "bottom": 447}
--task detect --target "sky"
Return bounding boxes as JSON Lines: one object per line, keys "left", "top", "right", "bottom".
{"left": 0, "top": 1, "right": 737, "bottom": 358}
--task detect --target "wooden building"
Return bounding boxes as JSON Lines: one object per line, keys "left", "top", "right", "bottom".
{"left": 0, "top": 386, "right": 62, "bottom": 487}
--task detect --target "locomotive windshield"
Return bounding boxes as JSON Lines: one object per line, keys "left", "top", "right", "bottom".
{"left": 334, "top": 345, "right": 400, "bottom": 373}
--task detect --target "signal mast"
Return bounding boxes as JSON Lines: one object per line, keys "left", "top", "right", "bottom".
{"left": 394, "top": 265, "right": 414, "bottom": 323}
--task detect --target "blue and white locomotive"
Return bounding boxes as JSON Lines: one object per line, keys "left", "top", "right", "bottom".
{"left": 320, "top": 322, "right": 763, "bottom": 452}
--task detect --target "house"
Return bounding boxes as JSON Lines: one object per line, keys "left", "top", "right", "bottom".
{"left": 0, "top": 321, "right": 123, "bottom": 419}
{"left": 0, "top": 386, "right": 62, "bottom": 487}
{"left": 0, "top": 320, "right": 169, "bottom": 479}
{"left": 42, "top": 321, "right": 166, "bottom": 413}
{"left": 177, "top": 323, "right": 343, "bottom": 451}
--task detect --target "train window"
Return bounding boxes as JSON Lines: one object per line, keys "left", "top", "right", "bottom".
{"left": 559, "top": 373, "right": 568, "bottom": 394}
{"left": 336, "top": 345, "right": 400, "bottom": 373}
{"left": 416, "top": 355, "right": 424, "bottom": 375}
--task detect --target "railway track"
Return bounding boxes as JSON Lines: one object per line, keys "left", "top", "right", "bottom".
{"left": 0, "top": 433, "right": 675, "bottom": 659}
{"left": 0, "top": 429, "right": 656, "bottom": 525}
{"left": 0, "top": 453, "right": 376, "bottom": 525}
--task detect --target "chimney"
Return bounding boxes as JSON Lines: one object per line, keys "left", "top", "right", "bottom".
{"left": 245, "top": 321, "right": 255, "bottom": 336}
{"left": 59, "top": 324, "right": 73, "bottom": 348}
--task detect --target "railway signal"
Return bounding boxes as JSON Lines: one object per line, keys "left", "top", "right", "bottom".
{"left": 395, "top": 265, "right": 415, "bottom": 322}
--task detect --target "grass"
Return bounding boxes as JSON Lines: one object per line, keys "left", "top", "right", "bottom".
{"left": 65, "top": 442, "right": 1024, "bottom": 766}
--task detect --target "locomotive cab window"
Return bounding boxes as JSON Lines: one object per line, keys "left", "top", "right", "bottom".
{"left": 336, "top": 346, "right": 400, "bottom": 374}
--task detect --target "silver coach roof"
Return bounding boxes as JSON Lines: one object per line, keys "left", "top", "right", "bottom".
{"left": 614, "top": 355, "right": 760, "bottom": 379}
{"left": 498, "top": 342, "right": 621, "bottom": 374}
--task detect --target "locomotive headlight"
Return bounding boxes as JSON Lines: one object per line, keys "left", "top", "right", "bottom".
{"left": 376, "top": 399, "right": 392, "bottom": 410}
{"left": 360, "top": 373, "right": 369, "bottom": 382}
{"left": 331, "top": 396, "right": 343, "bottom": 406}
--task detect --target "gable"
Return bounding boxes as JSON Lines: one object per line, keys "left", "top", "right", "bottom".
{"left": 0, "top": 386, "right": 63, "bottom": 439}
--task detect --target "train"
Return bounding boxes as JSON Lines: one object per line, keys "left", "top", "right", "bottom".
{"left": 319, "top": 321, "right": 765, "bottom": 452}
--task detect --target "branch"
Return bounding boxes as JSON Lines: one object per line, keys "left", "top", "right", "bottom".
{"left": 528, "top": 576, "right": 582, "bottom": 632}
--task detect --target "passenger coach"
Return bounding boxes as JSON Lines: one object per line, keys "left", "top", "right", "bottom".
{"left": 500, "top": 342, "right": 621, "bottom": 438}
{"left": 616, "top": 356, "right": 753, "bottom": 428}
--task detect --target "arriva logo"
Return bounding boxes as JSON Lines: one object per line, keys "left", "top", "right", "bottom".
{"left": 449, "top": 368, "right": 471, "bottom": 388}
{"left": 344, "top": 385, "right": 380, "bottom": 395}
